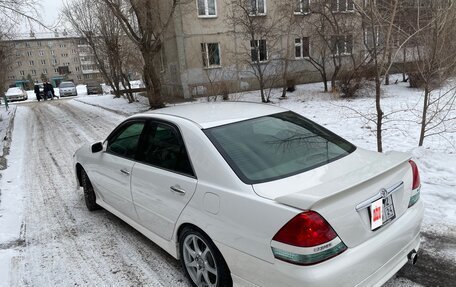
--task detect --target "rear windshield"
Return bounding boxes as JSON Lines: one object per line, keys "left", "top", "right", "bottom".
{"left": 59, "top": 82, "right": 75, "bottom": 88}
{"left": 204, "top": 111, "right": 356, "bottom": 184}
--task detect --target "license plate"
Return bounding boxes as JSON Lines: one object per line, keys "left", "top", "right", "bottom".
{"left": 370, "top": 195, "right": 396, "bottom": 230}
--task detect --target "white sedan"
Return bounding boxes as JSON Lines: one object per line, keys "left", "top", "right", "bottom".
{"left": 5, "top": 87, "right": 28, "bottom": 101}
{"left": 74, "top": 102, "right": 423, "bottom": 287}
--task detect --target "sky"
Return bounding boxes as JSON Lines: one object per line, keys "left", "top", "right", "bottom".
{"left": 20, "top": 0, "right": 65, "bottom": 33}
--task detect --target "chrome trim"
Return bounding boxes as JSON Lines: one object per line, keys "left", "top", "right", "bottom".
{"left": 356, "top": 181, "right": 404, "bottom": 212}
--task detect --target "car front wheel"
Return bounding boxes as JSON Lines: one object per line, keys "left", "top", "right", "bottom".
{"left": 179, "top": 228, "right": 232, "bottom": 287}
{"left": 81, "top": 169, "right": 101, "bottom": 211}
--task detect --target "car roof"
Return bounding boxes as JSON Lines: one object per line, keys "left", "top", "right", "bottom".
{"left": 136, "top": 102, "right": 288, "bottom": 129}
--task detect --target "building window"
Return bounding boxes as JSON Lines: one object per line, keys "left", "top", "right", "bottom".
{"left": 77, "top": 75, "right": 82, "bottom": 80}
{"left": 31, "top": 70, "right": 37, "bottom": 75}
{"left": 43, "top": 69, "right": 48, "bottom": 74}
{"left": 72, "top": 49, "right": 77, "bottom": 54}
{"left": 16, "top": 52, "right": 21, "bottom": 57}
{"left": 64, "top": 62, "right": 70, "bottom": 66}
{"left": 27, "top": 51, "right": 33, "bottom": 56}
{"left": 75, "top": 66, "right": 80, "bottom": 71}
{"left": 39, "top": 51, "right": 45, "bottom": 56}
{"left": 51, "top": 50, "right": 55, "bottom": 55}
{"left": 250, "top": 39, "right": 268, "bottom": 62}
{"left": 25, "top": 42, "right": 30, "bottom": 47}
{"left": 201, "top": 43, "right": 221, "bottom": 67}
{"left": 37, "top": 41, "right": 42, "bottom": 47}
{"left": 60, "top": 44, "right": 66, "bottom": 48}
{"left": 331, "top": 0, "right": 354, "bottom": 12}
{"left": 29, "top": 60, "right": 35, "bottom": 66}
{"left": 250, "top": 0, "right": 266, "bottom": 15}
{"left": 331, "top": 35, "right": 353, "bottom": 55}
{"left": 295, "top": 37, "right": 310, "bottom": 58}
{"left": 295, "top": 0, "right": 310, "bottom": 14}
{"left": 20, "top": 71, "right": 25, "bottom": 76}
{"left": 197, "top": 0, "right": 216, "bottom": 16}
{"left": 55, "top": 68, "right": 59, "bottom": 73}
{"left": 61, "top": 53, "right": 69, "bottom": 57}
{"left": 41, "top": 59, "right": 46, "bottom": 65}
{"left": 17, "top": 61, "right": 22, "bottom": 67}
{"left": 52, "top": 59, "right": 58, "bottom": 65}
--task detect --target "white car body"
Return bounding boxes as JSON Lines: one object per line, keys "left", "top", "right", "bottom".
{"left": 59, "top": 81, "right": 77, "bottom": 97}
{"left": 74, "top": 102, "right": 423, "bottom": 287}
{"left": 5, "top": 87, "right": 28, "bottom": 101}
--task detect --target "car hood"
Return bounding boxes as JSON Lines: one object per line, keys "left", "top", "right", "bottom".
{"left": 252, "top": 148, "right": 413, "bottom": 247}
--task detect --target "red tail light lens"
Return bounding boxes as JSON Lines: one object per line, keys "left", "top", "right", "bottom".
{"left": 409, "top": 160, "right": 421, "bottom": 190}
{"left": 273, "top": 211, "right": 337, "bottom": 247}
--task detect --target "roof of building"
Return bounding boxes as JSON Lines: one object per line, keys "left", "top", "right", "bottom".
{"left": 10, "top": 31, "right": 81, "bottom": 42}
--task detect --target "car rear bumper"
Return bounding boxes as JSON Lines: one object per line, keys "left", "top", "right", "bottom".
{"left": 217, "top": 200, "right": 424, "bottom": 287}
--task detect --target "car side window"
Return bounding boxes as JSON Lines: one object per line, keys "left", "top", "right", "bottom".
{"left": 107, "top": 122, "right": 145, "bottom": 160}
{"left": 141, "top": 123, "right": 194, "bottom": 177}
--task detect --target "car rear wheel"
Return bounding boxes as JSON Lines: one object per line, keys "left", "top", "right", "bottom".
{"left": 81, "top": 169, "right": 101, "bottom": 211}
{"left": 179, "top": 228, "right": 232, "bottom": 287}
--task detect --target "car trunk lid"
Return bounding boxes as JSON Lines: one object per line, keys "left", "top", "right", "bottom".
{"left": 252, "top": 148, "right": 413, "bottom": 247}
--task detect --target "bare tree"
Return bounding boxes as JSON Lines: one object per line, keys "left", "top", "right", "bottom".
{"left": 100, "top": 0, "right": 183, "bottom": 109}
{"left": 0, "top": 0, "right": 42, "bottom": 27}
{"left": 0, "top": 26, "right": 15, "bottom": 95}
{"left": 226, "top": 0, "right": 284, "bottom": 103}
{"left": 63, "top": 0, "right": 138, "bottom": 102}
{"left": 358, "top": 0, "right": 412, "bottom": 152}
{"left": 407, "top": 1, "right": 456, "bottom": 146}
{"left": 305, "top": 0, "right": 359, "bottom": 92}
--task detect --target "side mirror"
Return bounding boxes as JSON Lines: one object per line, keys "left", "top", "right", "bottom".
{"left": 91, "top": 142, "right": 103, "bottom": 153}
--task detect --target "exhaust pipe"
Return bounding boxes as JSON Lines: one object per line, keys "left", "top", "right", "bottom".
{"left": 407, "top": 250, "right": 418, "bottom": 265}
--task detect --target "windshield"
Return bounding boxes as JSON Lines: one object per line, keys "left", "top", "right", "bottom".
{"left": 205, "top": 111, "right": 356, "bottom": 184}
{"left": 59, "top": 82, "right": 75, "bottom": 88}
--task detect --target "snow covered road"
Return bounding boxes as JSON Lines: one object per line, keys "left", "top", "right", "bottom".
{"left": 3, "top": 100, "right": 189, "bottom": 286}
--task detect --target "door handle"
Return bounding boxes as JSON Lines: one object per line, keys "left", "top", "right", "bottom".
{"left": 120, "top": 169, "right": 130, "bottom": 176}
{"left": 170, "top": 185, "right": 186, "bottom": 195}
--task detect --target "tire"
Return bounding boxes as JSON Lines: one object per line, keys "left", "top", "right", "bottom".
{"left": 81, "top": 169, "right": 101, "bottom": 211}
{"left": 179, "top": 227, "right": 232, "bottom": 287}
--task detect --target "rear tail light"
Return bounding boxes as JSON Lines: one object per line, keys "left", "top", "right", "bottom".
{"left": 271, "top": 211, "right": 347, "bottom": 265}
{"left": 408, "top": 160, "right": 421, "bottom": 207}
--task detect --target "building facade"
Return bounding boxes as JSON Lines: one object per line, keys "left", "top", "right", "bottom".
{"left": 5, "top": 31, "right": 102, "bottom": 89}
{"left": 159, "top": 0, "right": 361, "bottom": 99}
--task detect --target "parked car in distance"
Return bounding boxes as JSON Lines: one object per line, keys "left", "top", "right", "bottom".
{"left": 59, "top": 81, "right": 77, "bottom": 97}
{"left": 5, "top": 87, "right": 28, "bottom": 101}
{"left": 86, "top": 82, "right": 102, "bottom": 95}
{"left": 74, "top": 102, "right": 424, "bottom": 287}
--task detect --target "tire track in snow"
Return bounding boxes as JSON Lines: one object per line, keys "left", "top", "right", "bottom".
{"left": 16, "top": 100, "right": 189, "bottom": 286}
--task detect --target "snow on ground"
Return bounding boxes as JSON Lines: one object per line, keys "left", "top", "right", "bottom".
{"left": 0, "top": 75, "right": 454, "bottom": 286}
{"left": 0, "top": 107, "right": 15, "bottom": 163}
{"left": 0, "top": 108, "right": 28, "bottom": 284}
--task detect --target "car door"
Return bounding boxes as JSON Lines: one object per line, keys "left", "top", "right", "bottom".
{"left": 90, "top": 120, "right": 146, "bottom": 221}
{"left": 131, "top": 121, "right": 197, "bottom": 241}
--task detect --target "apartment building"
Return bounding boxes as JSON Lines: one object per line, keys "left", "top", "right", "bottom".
{"left": 5, "top": 31, "right": 102, "bottom": 89}
{"left": 159, "top": 0, "right": 361, "bottom": 98}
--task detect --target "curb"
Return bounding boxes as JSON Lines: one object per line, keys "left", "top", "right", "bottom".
{"left": 72, "top": 98, "right": 150, "bottom": 117}
{"left": 0, "top": 106, "right": 17, "bottom": 170}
